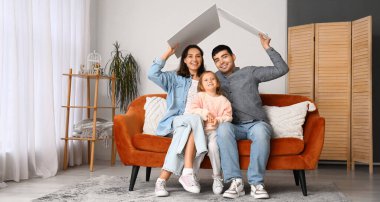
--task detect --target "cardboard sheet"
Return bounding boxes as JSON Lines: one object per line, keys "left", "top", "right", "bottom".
{"left": 167, "top": 5, "right": 269, "bottom": 58}
{"left": 217, "top": 7, "right": 270, "bottom": 39}
{"left": 167, "top": 5, "right": 220, "bottom": 58}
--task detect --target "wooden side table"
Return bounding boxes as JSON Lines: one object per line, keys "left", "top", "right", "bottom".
{"left": 62, "top": 68, "right": 116, "bottom": 171}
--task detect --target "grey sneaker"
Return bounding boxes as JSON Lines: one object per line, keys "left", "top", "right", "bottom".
{"left": 212, "top": 175, "right": 224, "bottom": 195}
{"left": 222, "top": 178, "right": 245, "bottom": 199}
{"left": 155, "top": 179, "right": 169, "bottom": 197}
{"left": 179, "top": 173, "right": 201, "bottom": 193}
{"left": 251, "top": 184, "right": 269, "bottom": 199}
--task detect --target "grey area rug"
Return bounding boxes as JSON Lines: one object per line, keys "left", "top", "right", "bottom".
{"left": 33, "top": 175, "right": 350, "bottom": 202}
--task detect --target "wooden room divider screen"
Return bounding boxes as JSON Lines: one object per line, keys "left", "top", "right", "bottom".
{"left": 287, "top": 24, "right": 315, "bottom": 100}
{"left": 315, "top": 21, "right": 352, "bottom": 167}
{"left": 287, "top": 16, "right": 373, "bottom": 174}
{"left": 351, "top": 17, "right": 373, "bottom": 174}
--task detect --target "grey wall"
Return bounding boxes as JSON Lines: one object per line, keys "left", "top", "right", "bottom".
{"left": 288, "top": 0, "right": 380, "bottom": 163}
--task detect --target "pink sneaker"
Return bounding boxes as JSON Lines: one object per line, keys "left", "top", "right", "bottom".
{"left": 179, "top": 173, "right": 201, "bottom": 193}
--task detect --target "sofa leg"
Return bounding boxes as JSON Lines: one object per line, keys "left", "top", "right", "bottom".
{"left": 293, "top": 170, "right": 300, "bottom": 186}
{"left": 146, "top": 167, "right": 151, "bottom": 182}
{"left": 129, "top": 166, "right": 140, "bottom": 191}
{"left": 299, "top": 170, "right": 307, "bottom": 196}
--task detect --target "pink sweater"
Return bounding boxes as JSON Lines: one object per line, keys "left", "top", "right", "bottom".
{"left": 190, "top": 92, "right": 233, "bottom": 131}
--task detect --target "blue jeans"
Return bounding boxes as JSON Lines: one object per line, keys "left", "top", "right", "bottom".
{"left": 162, "top": 114, "right": 208, "bottom": 176}
{"left": 216, "top": 121, "right": 272, "bottom": 185}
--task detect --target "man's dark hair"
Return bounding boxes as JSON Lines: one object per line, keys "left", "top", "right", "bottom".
{"left": 212, "top": 44, "right": 233, "bottom": 58}
{"left": 177, "top": 44, "right": 206, "bottom": 78}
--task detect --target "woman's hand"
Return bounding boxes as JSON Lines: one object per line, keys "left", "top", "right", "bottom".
{"left": 259, "top": 33, "right": 271, "bottom": 50}
{"left": 161, "top": 44, "right": 178, "bottom": 61}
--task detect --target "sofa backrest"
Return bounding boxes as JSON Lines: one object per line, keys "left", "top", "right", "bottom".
{"left": 260, "top": 94, "right": 312, "bottom": 106}
{"left": 127, "top": 93, "right": 318, "bottom": 124}
{"left": 129, "top": 93, "right": 312, "bottom": 108}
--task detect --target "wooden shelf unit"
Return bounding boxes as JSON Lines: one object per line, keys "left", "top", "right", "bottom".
{"left": 62, "top": 68, "right": 116, "bottom": 172}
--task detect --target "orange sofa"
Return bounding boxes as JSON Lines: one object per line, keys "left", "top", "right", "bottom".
{"left": 114, "top": 94, "right": 325, "bottom": 196}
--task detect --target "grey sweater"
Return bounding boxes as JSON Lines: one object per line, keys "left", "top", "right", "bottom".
{"left": 216, "top": 47, "right": 289, "bottom": 124}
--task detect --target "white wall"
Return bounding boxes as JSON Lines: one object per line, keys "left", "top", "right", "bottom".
{"left": 91, "top": 0, "right": 287, "bottom": 160}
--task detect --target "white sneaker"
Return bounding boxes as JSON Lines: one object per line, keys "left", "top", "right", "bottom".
{"left": 222, "top": 178, "right": 245, "bottom": 199}
{"left": 179, "top": 173, "right": 201, "bottom": 193}
{"left": 212, "top": 175, "right": 224, "bottom": 195}
{"left": 155, "top": 179, "right": 169, "bottom": 197}
{"left": 251, "top": 184, "right": 269, "bottom": 199}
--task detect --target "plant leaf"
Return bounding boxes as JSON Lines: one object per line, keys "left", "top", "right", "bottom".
{"left": 107, "top": 42, "right": 140, "bottom": 112}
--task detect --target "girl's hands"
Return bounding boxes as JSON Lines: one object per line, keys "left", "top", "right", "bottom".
{"left": 161, "top": 44, "right": 178, "bottom": 60}
{"left": 206, "top": 113, "right": 218, "bottom": 127}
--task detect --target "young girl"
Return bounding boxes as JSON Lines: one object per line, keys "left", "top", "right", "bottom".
{"left": 189, "top": 71, "right": 233, "bottom": 195}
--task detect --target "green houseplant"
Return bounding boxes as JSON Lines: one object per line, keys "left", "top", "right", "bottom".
{"left": 107, "top": 42, "right": 140, "bottom": 112}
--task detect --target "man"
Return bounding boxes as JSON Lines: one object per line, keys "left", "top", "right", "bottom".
{"left": 212, "top": 33, "right": 288, "bottom": 199}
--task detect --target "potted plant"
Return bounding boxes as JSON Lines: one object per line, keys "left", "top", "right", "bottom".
{"left": 107, "top": 41, "right": 140, "bottom": 112}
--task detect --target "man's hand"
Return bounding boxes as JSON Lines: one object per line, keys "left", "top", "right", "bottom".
{"left": 259, "top": 33, "right": 271, "bottom": 50}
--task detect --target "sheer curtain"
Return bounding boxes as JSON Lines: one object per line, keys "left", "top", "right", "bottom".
{"left": 0, "top": 0, "right": 90, "bottom": 184}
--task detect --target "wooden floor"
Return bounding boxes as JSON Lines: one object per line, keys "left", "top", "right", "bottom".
{"left": 0, "top": 161, "right": 378, "bottom": 202}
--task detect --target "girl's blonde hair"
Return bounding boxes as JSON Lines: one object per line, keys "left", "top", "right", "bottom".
{"left": 197, "top": 71, "right": 222, "bottom": 95}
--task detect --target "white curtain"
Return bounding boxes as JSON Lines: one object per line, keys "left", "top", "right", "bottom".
{"left": 0, "top": 0, "right": 90, "bottom": 184}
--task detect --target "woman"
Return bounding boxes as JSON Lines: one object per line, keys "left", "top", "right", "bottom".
{"left": 148, "top": 44, "right": 207, "bottom": 197}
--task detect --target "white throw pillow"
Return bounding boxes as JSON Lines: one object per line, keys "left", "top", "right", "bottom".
{"left": 263, "top": 101, "right": 316, "bottom": 139}
{"left": 143, "top": 97, "right": 167, "bottom": 135}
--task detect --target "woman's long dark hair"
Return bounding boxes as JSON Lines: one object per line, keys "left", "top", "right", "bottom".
{"left": 177, "top": 44, "right": 206, "bottom": 78}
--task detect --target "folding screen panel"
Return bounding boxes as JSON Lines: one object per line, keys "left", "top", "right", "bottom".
{"left": 287, "top": 24, "right": 315, "bottom": 100}
{"left": 351, "top": 16, "right": 373, "bottom": 174}
{"left": 315, "top": 22, "right": 352, "bottom": 168}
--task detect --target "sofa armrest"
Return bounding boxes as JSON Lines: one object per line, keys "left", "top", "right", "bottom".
{"left": 301, "top": 112, "right": 325, "bottom": 169}
{"left": 114, "top": 106, "right": 144, "bottom": 165}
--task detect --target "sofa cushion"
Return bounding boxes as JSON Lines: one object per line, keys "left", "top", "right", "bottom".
{"left": 237, "top": 138, "right": 304, "bottom": 156}
{"left": 133, "top": 133, "right": 172, "bottom": 153}
{"left": 133, "top": 133, "right": 304, "bottom": 156}
{"left": 143, "top": 97, "right": 167, "bottom": 135}
{"left": 263, "top": 101, "right": 316, "bottom": 139}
